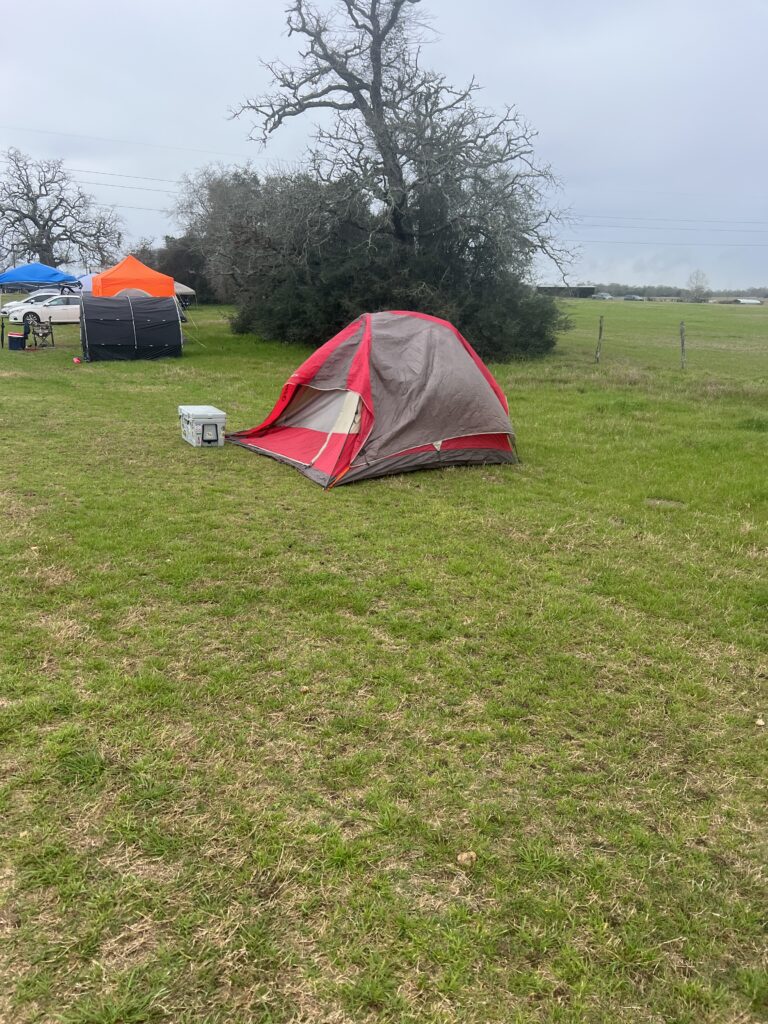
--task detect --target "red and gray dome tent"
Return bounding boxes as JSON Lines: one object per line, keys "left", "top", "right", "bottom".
{"left": 227, "top": 311, "right": 518, "bottom": 487}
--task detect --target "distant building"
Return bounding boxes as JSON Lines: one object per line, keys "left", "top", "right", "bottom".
{"left": 537, "top": 285, "right": 595, "bottom": 299}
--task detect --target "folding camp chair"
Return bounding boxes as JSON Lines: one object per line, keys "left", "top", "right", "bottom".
{"left": 30, "top": 320, "right": 54, "bottom": 348}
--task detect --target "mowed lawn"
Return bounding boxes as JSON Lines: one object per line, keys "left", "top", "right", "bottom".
{"left": 0, "top": 299, "right": 765, "bottom": 1023}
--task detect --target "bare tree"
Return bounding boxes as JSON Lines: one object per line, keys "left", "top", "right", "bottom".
{"left": 129, "top": 236, "right": 160, "bottom": 266}
{"left": 178, "top": 159, "right": 566, "bottom": 358}
{"left": 177, "top": 1, "right": 569, "bottom": 357}
{"left": 177, "top": 165, "right": 267, "bottom": 300}
{"left": 0, "top": 148, "right": 123, "bottom": 268}
{"left": 234, "top": 0, "right": 565, "bottom": 270}
{"left": 686, "top": 269, "right": 710, "bottom": 303}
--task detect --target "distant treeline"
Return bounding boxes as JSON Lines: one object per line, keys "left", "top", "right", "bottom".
{"left": 591, "top": 283, "right": 768, "bottom": 298}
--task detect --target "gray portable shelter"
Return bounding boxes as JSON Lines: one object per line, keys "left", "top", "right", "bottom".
{"left": 81, "top": 293, "right": 183, "bottom": 361}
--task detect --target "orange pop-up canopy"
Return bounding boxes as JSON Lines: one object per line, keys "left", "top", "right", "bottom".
{"left": 91, "top": 255, "right": 175, "bottom": 297}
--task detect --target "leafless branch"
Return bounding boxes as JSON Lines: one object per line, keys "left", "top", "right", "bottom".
{"left": 0, "top": 148, "right": 123, "bottom": 267}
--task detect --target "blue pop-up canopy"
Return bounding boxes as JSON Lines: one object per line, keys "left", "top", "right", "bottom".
{"left": 0, "top": 262, "right": 79, "bottom": 286}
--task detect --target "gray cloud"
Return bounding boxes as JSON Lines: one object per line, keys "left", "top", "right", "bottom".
{"left": 3, "top": 0, "right": 765, "bottom": 287}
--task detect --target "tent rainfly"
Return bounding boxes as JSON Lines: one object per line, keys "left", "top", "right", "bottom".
{"left": 81, "top": 294, "right": 183, "bottom": 362}
{"left": 228, "top": 310, "right": 517, "bottom": 487}
{"left": 91, "top": 255, "right": 175, "bottom": 297}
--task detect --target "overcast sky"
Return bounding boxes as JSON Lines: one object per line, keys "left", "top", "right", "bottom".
{"left": 4, "top": 0, "right": 767, "bottom": 288}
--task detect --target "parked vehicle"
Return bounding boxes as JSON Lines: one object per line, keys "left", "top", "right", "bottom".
{"left": 10, "top": 294, "right": 81, "bottom": 324}
{"left": 1, "top": 289, "right": 60, "bottom": 316}
{"left": 623, "top": 294, "right": 645, "bottom": 301}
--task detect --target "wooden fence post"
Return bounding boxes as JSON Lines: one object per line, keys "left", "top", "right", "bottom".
{"left": 594, "top": 315, "right": 604, "bottom": 363}
{"left": 680, "top": 320, "right": 686, "bottom": 370}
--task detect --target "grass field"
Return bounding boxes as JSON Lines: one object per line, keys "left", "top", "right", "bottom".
{"left": 0, "top": 299, "right": 766, "bottom": 1023}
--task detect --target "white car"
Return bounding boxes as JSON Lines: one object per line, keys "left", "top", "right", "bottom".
{"left": 1, "top": 289, "right": 60, "bottom": 316}
{"left": 10, "top": 294, "right": 81, "bottom": 324}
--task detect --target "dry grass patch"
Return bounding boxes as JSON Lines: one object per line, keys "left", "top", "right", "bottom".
{"left": 97, "top": 916, "right": 160, "bottom": 972}
{"left": 37, "top": 614, "right": 92, "bottom": 646}
{"left": 98, "top": 847, "right": 182, "bottom": 887}
{"left": 27, "top": 563, "right": 77, "bottom": 589}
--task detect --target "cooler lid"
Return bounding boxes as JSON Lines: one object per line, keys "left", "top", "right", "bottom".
{"left": 178, "top": 405, "right": 226, "bottom": 419}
